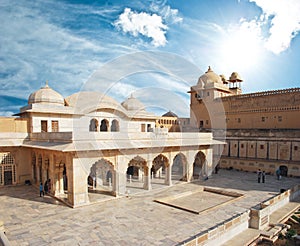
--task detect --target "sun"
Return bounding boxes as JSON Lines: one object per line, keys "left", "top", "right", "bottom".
{"left": 219, "top": 22, "right": 264, "bottom": 71}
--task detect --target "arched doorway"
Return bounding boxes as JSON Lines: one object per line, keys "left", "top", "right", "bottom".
{"left": 111, "top": 119, "right": 119, "bottom": 132}
{"left": 89, "top": 158, "right": 114, "bottom": 194}
{"left": 172, "top": 153, "right": 187, "bottom": 181}
{"left": 279, "top": 165, "right": 288, "bottom": 177}
{"left": 100, "top": 119, "right": 109, "bottom": 132}
{"left": 89, "top": 118, "right": 98, "bottom": 132}
{"left": 127, "top": 156, "right": 147, "bottom": 191}
{"left": 193, "top": 151, "right": 206, "bottom": 179}
{"left": 152, "top": 154, "right": 169, "bottom": 179}
{"left": 153, "top": 154, "right": 171, "bottom": 185}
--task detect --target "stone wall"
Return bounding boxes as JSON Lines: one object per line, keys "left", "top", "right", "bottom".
{"left": 249, "top": 184, "right": 300, "bottom": 230}
{"left": 216, "top": 129, "right": 300, "bottom": 177}
{"left": 178, "top": 211, "right": 250, "bottom": 246}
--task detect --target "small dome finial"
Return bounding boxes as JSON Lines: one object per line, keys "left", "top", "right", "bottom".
{"left": 44, "top": 80, "right": 49, "bottom": 88}
{"left": 207, "top": 66, "right": 213, "bottom": 73}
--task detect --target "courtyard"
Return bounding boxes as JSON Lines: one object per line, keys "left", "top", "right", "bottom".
{"left": 0, "top": 169, "right": 299, "bottom": 245}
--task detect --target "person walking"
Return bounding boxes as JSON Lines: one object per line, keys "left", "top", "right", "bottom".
{"left": 262, "top": 171, "right": 266, "bottom": 183}
{"left": 257, "top": 169, "right": 262, "bottom": 183}
{"left": 276, "top": 168, "right": 281, "bottom": 180}
{"left": 39, "top": 182, "right": 44, "bottom": 197}
{"left": 44, "top": 180, "right": 48, "bottom": 194}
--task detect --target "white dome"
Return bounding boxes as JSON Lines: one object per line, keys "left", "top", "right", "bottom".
{"left": 197, "top": 66, "right": 222, "bottom": 86}
{"left": 28, "top": 83, "right": 64, "bottom": 105}
{"left": 121, "top": 95, "right": 145, "bottom": 111}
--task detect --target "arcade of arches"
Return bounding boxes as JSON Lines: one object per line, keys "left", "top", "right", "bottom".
{"left": 27, "top": 148, "right": 213, "bottom": 207}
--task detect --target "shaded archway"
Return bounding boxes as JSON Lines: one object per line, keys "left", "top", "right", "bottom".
{"left": 111, "top": 119, "right": 119, "bottom": 132}
{"left": 193, "top": 151, "right": 206, "bottom": 179}
{"left": 172, "top": 153, "right": 187, "bottom": 182}
{"left": 89, "top": 158, "right": 114, "bottom": 194}
{"left": 279, "top": 165, "right": 288, "bottom": 177}
{"left": 89, "top": 118, "right": 98, "bottom": 132}
{"left": 126, "top": 156, "right": 148, "bottom": 191}
{"left": 152, "top": 154, "right": 171, "bottom": 185}
{"left": 152, "top": 154, "right": 169, "bottom": 178}
{"left": 63, "top": 164, "right": 68, "bottom": 191}
{"left": 100, "top": 119, "right": 109, "bottom": 132}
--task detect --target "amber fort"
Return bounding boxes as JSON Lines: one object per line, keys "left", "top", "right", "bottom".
{"left": 0, "top": 66, "right": 299, "bottom": 245}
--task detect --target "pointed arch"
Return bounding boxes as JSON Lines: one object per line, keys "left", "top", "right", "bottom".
{"left": 100, "top": 119, "right": 109, "bottom": 132}
{"left": 89, "top": 158, "right": 114, "bottom": 188}
{"left": 172, "top": 153, "right": 187, "bottom": 181}
{"left": 89, "top": 118, "right": 98, "bottom": 132}
{"left": 111, "top": 119, "right": 119, "bottom": 132}
{"left": 193, "top": 151, "right": 206, "bottom": 179}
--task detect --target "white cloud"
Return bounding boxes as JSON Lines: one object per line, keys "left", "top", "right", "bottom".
{"left": 249, "top": 0, "right": 300, "bottom": 54}
{"left": 114, "top": 8, "right": 168, "bottom": 47}
{"left": 150, "top": 3, "right": 183, "bottom": 24}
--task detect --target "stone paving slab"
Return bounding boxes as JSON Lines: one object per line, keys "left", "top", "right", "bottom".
{"left": 0, "top": 170, "right": 299, "bottom": 245}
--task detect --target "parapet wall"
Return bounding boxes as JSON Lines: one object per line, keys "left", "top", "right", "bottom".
{"left": 178, "top": 211, "right": 250, "bottom": 246}
{"left": 249, "top": 184, "right": 300, "bottom": 230}
{"left": 178, "top": 184, "right": 300, "bottom": 245}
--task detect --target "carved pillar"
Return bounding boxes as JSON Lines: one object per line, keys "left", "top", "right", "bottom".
{"left": 114, "top": 170, "right": 126, "bottom": 196}
{"left": 165, "top": 165, "right": 172, "bottom": 186}
{"left": 143, "top": 161, "right": 152, "bottom": 190}
{"left": 59, "top": 166, "right": 64, "bottom": 194}
{"left": 186, "top": 150, "right": 196, "bottom": 182}
{"left": 48, "top": 155, "right": 54, "bottom": 194}
{"left": 68, "top": 156, "right": 89, "bottom": 207}
{"left": 54, "top": 171, "right": 60, "bottom": 196}
{"left": 205, "top": 148, "right": 213, "bottom": 177}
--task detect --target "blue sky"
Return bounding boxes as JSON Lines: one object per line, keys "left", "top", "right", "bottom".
{"left": 1, "top": 0, "right": 300, "bottom": 116}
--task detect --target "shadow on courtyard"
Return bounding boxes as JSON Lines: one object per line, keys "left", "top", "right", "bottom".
{"left": 0, "top": 184, "right": 67, "bottom": 207}
{"left": 191, "top": 169, "right": 300, "bottom": 195}
{"left": 0, "top": 169, "right": 298, "bottom": 209}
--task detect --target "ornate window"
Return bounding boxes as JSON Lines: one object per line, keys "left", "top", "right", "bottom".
{"left": 52, "top": 120, "right": 59, "bottom": 132}
{"left": 0, "top": 152, "right": 16, "bottom": 185}
{"left": 111, "top": 119, "right": 119, "bottom": 132}
{"left": 89, "top": 118, "right": 98, "bottom": 132}
{"left": 41, "top": 120, "right": 48, "bottom": 132}
{"left": 100, "top": 119, "right": 109, "bottom": 132}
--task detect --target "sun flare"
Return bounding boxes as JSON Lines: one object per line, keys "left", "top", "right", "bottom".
{"left": 220, "top": 22, "right": 263, "bottom": 71}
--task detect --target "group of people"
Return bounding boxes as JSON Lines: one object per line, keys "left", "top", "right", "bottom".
{"left": 39, "top": 179, "right": 51, "bottom": 197}
{"left": 257, "top": 169, "right": 266, "bottom": 183}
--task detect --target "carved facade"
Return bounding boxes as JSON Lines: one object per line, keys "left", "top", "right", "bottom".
{"left": 0, "top": 83, "right": 221, "bottom": 207}
{"left": 189, "top": 67, "right": 300, "bottom": 177}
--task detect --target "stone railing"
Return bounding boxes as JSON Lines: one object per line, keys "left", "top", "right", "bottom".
{"left": 249, "top": 184, "right": 300, "bottom": 230}
{"left": 177, "top": 211, "right": 250, "bottom": 246}
{"left": 221, "top": 87, "right": 300, "bottom": 101}
{"left": 28, "top": 132, "right": 73, "bottom": 142}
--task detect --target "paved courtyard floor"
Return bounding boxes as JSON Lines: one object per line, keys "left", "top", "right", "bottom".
{"left": 0, "top": 169, "right": 299, "bottom": 246}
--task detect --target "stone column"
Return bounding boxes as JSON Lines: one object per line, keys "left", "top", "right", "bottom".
{"left": 68, "top": 156, "right": 89, "bottom": 207}
{"left": 205, "top": 148, "right": 213, "bottom": 177}
{"left": 59, "top": 167, "right": 64, "bottom": 194}
{"left": 54, "top": 171, "right": 60, "bottom": 196}
{"left": 186, "top": 150, "right": 196, "bottom": 182}
{"left": 114, "top": 170, "right": 126, "bottom": 196}
{"left": 165, "top": 165, "right": 172, "bottom": 186}
{"left": 48, "top": 155, "right": 54, "bottom": 194}
{"left": 143, "top": 161, "right": 152, "bottom": 190}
